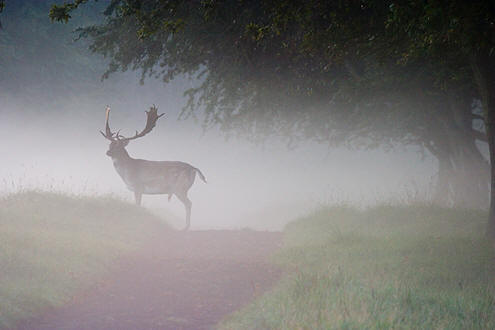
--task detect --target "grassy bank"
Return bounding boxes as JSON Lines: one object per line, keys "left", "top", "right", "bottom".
{"left": 221, "top": 205, "right": 495, "bottom": 329}
{"left": 0, "top": 191, "right": 168, "bottom": 329}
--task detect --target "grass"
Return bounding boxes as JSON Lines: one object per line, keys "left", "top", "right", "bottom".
{"left": 220, "top": 204, "right": 495, "bottom": 329}
{"left": 0, "top": 191, "right": 168, "bottom": 329}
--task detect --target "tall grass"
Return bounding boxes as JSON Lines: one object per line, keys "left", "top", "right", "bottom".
{"left": 221, "top": 204, "right": 495, "bottom": 329}
{"left": 0, "top": 191, "right": 168, "bottom": 329}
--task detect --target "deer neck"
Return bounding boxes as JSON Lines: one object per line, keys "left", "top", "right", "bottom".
{"left": 110, "top": 148, "right": 137, "bottom": 191}
{"left": 111, "top": 148, "right": 132, "bottom": 166}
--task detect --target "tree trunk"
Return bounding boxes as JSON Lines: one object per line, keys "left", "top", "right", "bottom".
{"left": 450, "top": 137, "right": 489, "bottom": 209}
{"left": 433, "top": 156, "right": 452, "bottom": 206}
{"left": 471, "top": 52, "right": 495, "bottom": 239}
{"left": 426, "top": 95, "right": 489, "bottom": 210}
{"left": 430, "top": 137, "right": 489, "bottom": 209}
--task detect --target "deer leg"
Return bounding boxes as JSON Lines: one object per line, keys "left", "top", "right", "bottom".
{"left": 176, "top": 193, "right": 192, "bottom": 231}
{"left": 134, "top": 191, "right": 142, "bottom": 206}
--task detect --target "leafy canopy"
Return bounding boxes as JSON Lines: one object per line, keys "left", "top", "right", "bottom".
{"left": 48, "top": 1, "right": 491, "bottom": 148}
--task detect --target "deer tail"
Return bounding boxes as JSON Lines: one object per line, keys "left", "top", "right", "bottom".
{"left": 194, "top": 167, "right": 207, "bottom": 183}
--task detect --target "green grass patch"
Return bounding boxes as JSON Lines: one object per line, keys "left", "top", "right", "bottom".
{"left": 0, "top": 191, "right": 168, "bottom": 329}
{"left": 221, "top": 204, "right": 495, "bottom": 329}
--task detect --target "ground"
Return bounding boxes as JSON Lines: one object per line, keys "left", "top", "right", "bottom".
{"left": 16, "top": 230, "right": 282, "bottom": 330}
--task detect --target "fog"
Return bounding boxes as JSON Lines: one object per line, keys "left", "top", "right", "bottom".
{"left": 0, "top": 70, "right": 436, "bottom": 230}
{"left": 0, "top": 2, "right": 439, "bottom": 230}
{"left": 2, "top": 3, "right": 493, "bottom": 330}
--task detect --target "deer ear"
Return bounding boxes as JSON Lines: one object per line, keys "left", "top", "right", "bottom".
{"left": 122, "top": 140, "right": 129, "bottom": 147}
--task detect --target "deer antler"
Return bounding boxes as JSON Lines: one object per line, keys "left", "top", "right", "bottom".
{"left": 120, "top": 105, "right": 165, "bottom": 141}
{"left": 100, "top": 105, "right": 164, "bottom": 142}
{"left": 100, "top": 106, "right": 117, "bottom": 141}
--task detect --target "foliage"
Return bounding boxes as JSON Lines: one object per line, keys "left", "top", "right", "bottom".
{"left": 49, "top": 0, "right": 90, "bottom": 23}
{"left": 385, "top": 1, "right": 495, "bottom": 111}
{"left": 0, "top": 191, "right": 168, "bottom": 328}
{"left": 221, "top": 205, "right": 495, "bottom": 329}
{"left": 47, "top": 1, "right": 488, "bottom": 149}
{"left": 46, "top": 1, "right": 415, "bottom": 144}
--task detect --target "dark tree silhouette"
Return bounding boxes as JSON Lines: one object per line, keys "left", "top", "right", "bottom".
{"left": 49, "top": 1, "right": 493, "bottom": 217}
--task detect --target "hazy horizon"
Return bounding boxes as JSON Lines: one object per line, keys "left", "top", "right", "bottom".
{"left": 0, "top": 1, "right": 437, "bottom": 230}
{"left": 0, "top": 71, "right": 437, "bottom": 230}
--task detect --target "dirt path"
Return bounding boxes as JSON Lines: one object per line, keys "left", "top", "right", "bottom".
{"left": 16, "top": 230, "right": 283, "bottom": 330}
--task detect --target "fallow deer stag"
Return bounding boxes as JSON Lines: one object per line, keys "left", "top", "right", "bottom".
{"left": 101, "top": 105, "right": 206, "bottom": 231}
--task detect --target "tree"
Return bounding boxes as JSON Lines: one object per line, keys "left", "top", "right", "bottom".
{"left": 383, "top": 0, "right": 495, "bottom": 234}
{"left": 49, "top": 1, "right": 491, "bottom": 210}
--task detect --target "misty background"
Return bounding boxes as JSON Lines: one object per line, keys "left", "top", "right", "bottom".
{"left": 0, "top": 1, "right": 436, "bottom": 230}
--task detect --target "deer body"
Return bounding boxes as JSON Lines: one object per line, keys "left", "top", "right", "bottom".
{"left": 112, "top": 156, "right": 204, "bottom": 195}
{"left": 102, "top": 106, "right": 206, "bottom": 230}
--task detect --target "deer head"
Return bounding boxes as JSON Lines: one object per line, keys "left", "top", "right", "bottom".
{"left": 100, "top": 105, "right": 165, "bottom": 158}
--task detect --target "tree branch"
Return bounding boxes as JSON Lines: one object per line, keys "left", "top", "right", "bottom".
{"left": 49, "top": 0, "right": 90, "bottom": 23}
